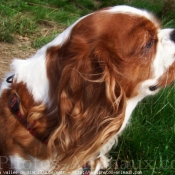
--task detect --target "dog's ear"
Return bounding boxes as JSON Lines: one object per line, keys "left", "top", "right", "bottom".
{"left": 46, "top": 30, "right": 126, "bottom": 171}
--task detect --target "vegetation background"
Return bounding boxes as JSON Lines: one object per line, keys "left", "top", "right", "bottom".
{"left": 0, "top": 0, "right": 175, "bottom": 174}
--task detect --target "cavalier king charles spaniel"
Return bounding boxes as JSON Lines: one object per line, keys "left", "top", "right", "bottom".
{"left": 0, "top": 5, "right": 175, "bottom": 175}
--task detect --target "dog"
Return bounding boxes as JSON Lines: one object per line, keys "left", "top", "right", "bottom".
{"left": 0, "top": 5, "right": 175, "bottom": 175}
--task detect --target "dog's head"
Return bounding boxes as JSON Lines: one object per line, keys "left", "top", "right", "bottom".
{"left": 4, "top": 5, "right": 175, "bottom": 172}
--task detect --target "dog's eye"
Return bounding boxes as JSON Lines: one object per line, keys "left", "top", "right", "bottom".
{"left": 140, "top": 39, "right": 156, "bottom": 55}
{"left": 146, "top": 40, "right": 154, "bottom": 49}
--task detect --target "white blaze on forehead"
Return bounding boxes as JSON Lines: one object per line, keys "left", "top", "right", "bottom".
{"left": 153, "top": 29, "right": 175, "bottom": 78}
{"left": 106, "top": 5, "right": 159, "bottom": 27}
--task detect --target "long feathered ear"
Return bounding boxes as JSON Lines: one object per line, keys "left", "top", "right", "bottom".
{"left": 46, "top": 27, "right": 126, "bottom": 172}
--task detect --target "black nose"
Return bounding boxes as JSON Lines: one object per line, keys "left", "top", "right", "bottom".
{"left": 170, "top": 29, "right": 175, "bottom": 43}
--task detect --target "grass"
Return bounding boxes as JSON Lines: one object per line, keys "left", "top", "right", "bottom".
{"left": 1, "top": 0, "right": 175, "bottom": 45}
{"left": 109, "top": 84, "right": 175, "bottom": 174}
{"left": 0, "top": 0, "right": 85, "bottom": 44}
{"left": 1, "top": 0, "right": 175, "bottom": 174}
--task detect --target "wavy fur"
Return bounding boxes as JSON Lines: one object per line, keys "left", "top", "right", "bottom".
{"left": 46, "top": 41, "right": 126, "bottom": 170}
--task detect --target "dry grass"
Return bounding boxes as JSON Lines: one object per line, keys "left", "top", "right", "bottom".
{"left": 0, "top": 37, "right": 36, "bottom": 80}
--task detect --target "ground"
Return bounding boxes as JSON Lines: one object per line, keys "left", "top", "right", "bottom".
{"left": 0, "top": 36, "right": 36, "bottom": 81}
{"left": 0, "top": 22, "right": 59, "bottom": 81}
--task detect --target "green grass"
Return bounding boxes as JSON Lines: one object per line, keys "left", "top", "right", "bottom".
{"left": 108, "top": 84, "right": 175, "bottom": 174}
{"left": 1, "top": 0, "right": 175, "bottom": 45}
{"left": 31, "top": 31, "right": 58, "bottom": 48}
{"left": 1, "top": 0, "right": 175, "bottom": 174}
{"left": 0, "top": 0, "right": 85, "bottom": 44}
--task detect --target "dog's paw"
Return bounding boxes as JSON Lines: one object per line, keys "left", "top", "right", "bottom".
{"left": 88, "top": 154, "right": 110, "bottom": 175}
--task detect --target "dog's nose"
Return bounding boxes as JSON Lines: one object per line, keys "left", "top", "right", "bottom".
{"left": 170, "top": 29, "right": 175, "bottom": 43}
